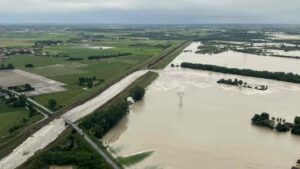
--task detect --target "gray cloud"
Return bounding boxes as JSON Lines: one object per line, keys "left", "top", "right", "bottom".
{"left": 0, "top": 0, "right": 299, "bottom": 23}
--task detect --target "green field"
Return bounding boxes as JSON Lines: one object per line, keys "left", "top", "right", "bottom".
{"left": 0, "top": 25, "right": 199, "bottom": 162}
{"left": 3, "top": 34, "right": 181, "bottom": 110}
{"left": 0, "top": 100, "right": 43, "bottom": 153}
{"left": 0, "top": 103, "right": 28, "bottom": 137}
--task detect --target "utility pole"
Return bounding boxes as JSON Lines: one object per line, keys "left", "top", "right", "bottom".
{"left": 177, "top": 88, "right": 184, "bottom": 106}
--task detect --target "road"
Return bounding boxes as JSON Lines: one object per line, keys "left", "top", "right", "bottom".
{"left": 5, "top": 89, "right": 53, "bottom": 115}
{"left": 64, "top": 119, "right": 121, "bottom": 169}
{"left": 0, "top": 70, "right": 148, "bottom": 169}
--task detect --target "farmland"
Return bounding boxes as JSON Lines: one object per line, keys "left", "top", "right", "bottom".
{"left": 0, "top": 99, "right": 43, "bottom": 159}
{"left": 1, "top": 27, "right": 184, "bottom": 111}
{"left": 0, "top": 25, "right": 195, "bottom": 162}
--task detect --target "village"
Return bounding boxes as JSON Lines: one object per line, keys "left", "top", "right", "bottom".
{"left": 0, "top": 47, "right": 36, "bottom": 62}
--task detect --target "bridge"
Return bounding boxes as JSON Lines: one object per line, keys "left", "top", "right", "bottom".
{"left": 3, "top": 88, "right": 53, "bottom": 115}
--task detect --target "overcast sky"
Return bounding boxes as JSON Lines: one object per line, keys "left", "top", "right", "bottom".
{"left": 0, "top": 0, "right": 299, "bottom": 24}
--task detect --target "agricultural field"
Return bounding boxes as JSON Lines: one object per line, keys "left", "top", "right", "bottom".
{"left": 0, "top": 100, "right": 43, "bottom": 158}
{"left": 0, "top": 25, "right": 201, "bottom": 162}
{"left": 0, "top": 101, "right": 29, "bottom": 138}
{"left": 0, "top": 26, "right": 189, "bottom": 110}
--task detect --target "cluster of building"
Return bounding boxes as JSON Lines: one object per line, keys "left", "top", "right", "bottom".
{"left": 0, "top": 47, "right": 37, "bottom": 62}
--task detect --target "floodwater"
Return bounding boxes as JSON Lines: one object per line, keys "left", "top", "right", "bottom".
{"left": 81, "top": 44, "right": 114, "bottom": 50}
{"left": 172, "top": 42, "right": 300, "bottom": 74}
{"left": 268, "top": 32, "right": 300, "bottom": 40}
{"left": 267, "top": 49, "right": 300, "bottom": 57}
{"left": 103, "top": 43, "right": 300, "bottom": 169}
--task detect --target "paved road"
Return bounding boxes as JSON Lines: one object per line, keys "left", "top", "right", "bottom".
{"left": 0, "top": 70, "right": 148, "bottom": 169}
{"left": 5, "top": 89, "right": 53, "bottom": 115}
{"left": 64, "top": 119, "right": 121, "bottom": 169}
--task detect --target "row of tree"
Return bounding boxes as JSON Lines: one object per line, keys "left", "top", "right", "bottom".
{"left": 78, "top": 77, "right": 104, "bottom": 88}
{"left": 81, "top": 100, "right": 129, "bottom": 138}
{"left": 7, "top": 84, "right": 35, "bottom": 92}
{"left": 34, "top": 40, "right": 63, "bottom": 46}
{"left": 80, "top": 86, "right": 145, "bottom": 139}
{"left": 217, "top": 78, "right": 268, "bottom": 90}
{"left": 181, "top": 62, "right": 300, "bottom": 84}
{"left": 87, "top": 53, "right": 132, "bottom": 60}
{"left": 196, "top": 45, "right": 228, "bottom": 54}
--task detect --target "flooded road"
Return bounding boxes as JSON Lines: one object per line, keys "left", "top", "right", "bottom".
{"left": 104, "top": 43, "right": 300, "bottom": 169}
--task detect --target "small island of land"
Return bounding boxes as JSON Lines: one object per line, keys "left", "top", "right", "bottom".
{"left": 251, "top": 113, "right": 300, "bottom": 134}
{"left": 217, "top": 78, "right": 268, "bottom": 90}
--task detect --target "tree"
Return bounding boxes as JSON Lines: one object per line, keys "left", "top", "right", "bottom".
{"left": 25, "top": 64, "right": 34, "bottom": 68}
{"left": 48, "top": 99, "right": 57, "bottom": 110}
{"left": 291, "top": 126, "right": 300, "bottom": 135}
{"left": 7, "top": 63, "right": 15, "bottom": 69}
{"left": 13, "top": 94, "right": 27, "bottom": 107}
{"left": 131, "top": 86, "right": 145, "bottom": 101}
{"left": 251, "top": 112, "right": 273, "bottom": 129}
{"left": 93, "top": 125, "right": 104, "bottom": 138}
{"left": 294, "top": 116, "right": 300, "bottom": 125}
{"left": 275, "top": 123, "right": 289, "bottom": 132}
{"left": 28, "top": 104, "right": 37, "bottom": 117}
{"left": 87, "top": 80, "right": 93, "bottom": 88}
{"left": 24, "top": 84, "right": 33, "bottom": 91}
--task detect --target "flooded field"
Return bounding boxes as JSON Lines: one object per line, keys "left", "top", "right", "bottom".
{"left": 267, "top": 32, "right": 300, "bottom": 40}
{"left": 173, "top": 42, "right": 300, "bottom": 74}
{"left": 267, "top": 49, "right": 300, "bottom": 57}
{"left": 81, "top": 44, "right": 114, "bottom": 50}
{"left": 104, "top": 43, "right": 300, "bottom": 169}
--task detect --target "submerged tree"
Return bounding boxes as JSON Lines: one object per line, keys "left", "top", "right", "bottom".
{"left": 130, "top": 86, "right": 145, "bottom": 101}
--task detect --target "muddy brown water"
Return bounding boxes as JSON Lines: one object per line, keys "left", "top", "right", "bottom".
{"left": 103, "top": 43, "right": 300, "bottom": 169}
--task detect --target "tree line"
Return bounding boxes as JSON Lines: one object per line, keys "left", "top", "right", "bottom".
{"left": 217, "top": 78, "right": 268, "bottom": 90}
{"left": 87, "top": 53, "right": 132, "bottom": 60}
{"left": 181, "top": 62, "right": 300, "bottom": 84}
{"left": 78, "top": 77, "right": 104, "bottom": 88}
{"left": 80, "top": 86, "right": 145, "bottom": 139}
{"left": 34, "top": 40, "right": 63, "bottom": 46}
{"left": 8, "top": 83, "right": 35, "bottom": 92}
